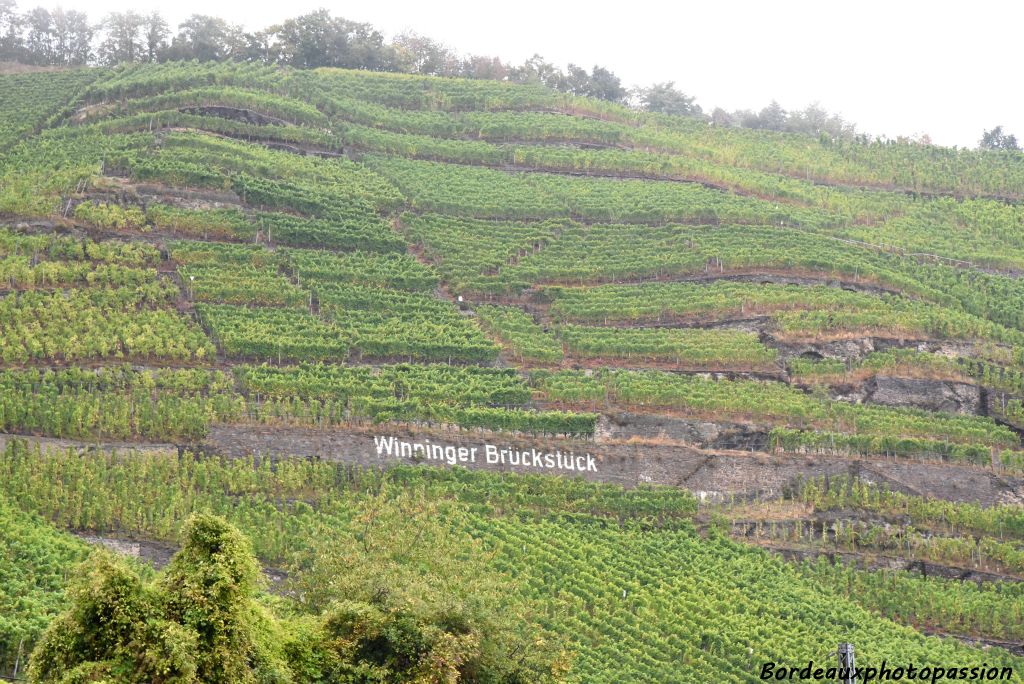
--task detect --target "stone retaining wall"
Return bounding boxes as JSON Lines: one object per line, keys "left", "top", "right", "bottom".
{"left": 201, "top": 425, "right": 1024, "bottom": 506}
{"left": 4, "top": 423, "right": 1019, "bottom": 507}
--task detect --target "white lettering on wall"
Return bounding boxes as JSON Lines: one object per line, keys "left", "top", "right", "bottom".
{"left": 375, "top": 436, "right": 598, "bottom": 473}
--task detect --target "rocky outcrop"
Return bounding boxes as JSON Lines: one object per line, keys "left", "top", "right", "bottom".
{"left": 987, "top": 391, "right": 1024, "bottom": 429}
{"left": 773, "top": 336, "right": 1013, "bottom": 367}
{"left": 597, "top": 412, "right": 769, "bottom": 451}
{"left": 131, "top": 183, "right": 245, "bottom": 211}
{"left": 859, "top": 376, "right": 982, "bottom": 414}
{"left": 75, "top": 532, "right": 177, "bottom": 569}
{"left": 773, "top": 337, "right": 880, "bottom": 364}
{"left": 179, "top": 105, "right": 294, "bottom": 127}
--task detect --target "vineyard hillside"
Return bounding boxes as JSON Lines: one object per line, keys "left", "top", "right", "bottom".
{"left": 1, "top": 62, "right": 1023, "bottom": 682}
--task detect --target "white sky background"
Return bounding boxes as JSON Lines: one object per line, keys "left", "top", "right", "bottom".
{"left": 54, "top": 0, "right": 1024, "bottom": 148}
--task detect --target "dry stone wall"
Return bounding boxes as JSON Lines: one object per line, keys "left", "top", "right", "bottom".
{"left": 201, "top": 425, "right": 1024, "bottom": 506}
{"left": 3, "top": 424, "right": 1019, "bottom": 506}
{"left": 0, "top": 433, "right": 177, "bottom": 457}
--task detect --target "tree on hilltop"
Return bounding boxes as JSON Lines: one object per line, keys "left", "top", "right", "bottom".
{"left": 142, "top": 11, "right": 168, "bottom": 62}
{"left": 166, "top": 14, "right": 248, "bottom": 62}
{"left": 271, "top": 9, "right": 394, "bottom": 70}
{"left": 0, "top": 0, "right": 25, "bottom": 61}
{"left": 508, "top": 54, "right": 566, "bottom": 89}
{"left": 564, "top": 63, "right": 627, "bottom": 102}
{"left": 392, "top": 31, "right": 461, "bottom": 76}
{"left": 97, "top": 11, "right": 146, "bottom": 65}
{"left": 756, "top": 100, "right": 788, "bottom": 130}
{"left": 635, "top": 82, "right": 701, "bottom": 116}
{"left": 980, "top": 126, "right": 1020, "bottom": 152}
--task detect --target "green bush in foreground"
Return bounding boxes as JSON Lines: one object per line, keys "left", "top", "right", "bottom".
{"left": 28, "top": 514, "right": 290, "bottom": 684}
{"left": 27, "top": 510, "right": 568, "bottom": 684}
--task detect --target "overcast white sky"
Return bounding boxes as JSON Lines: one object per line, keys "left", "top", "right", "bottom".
{"left": 52, "top": 0, "right": 1024, "bottom": 147}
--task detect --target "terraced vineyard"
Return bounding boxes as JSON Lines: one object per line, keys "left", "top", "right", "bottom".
{"left": 1, "top": 61, "right": 1023, "bottom": 682}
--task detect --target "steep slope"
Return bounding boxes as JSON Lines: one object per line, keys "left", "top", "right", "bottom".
{"left": 1, "top": 61, "right": 1023, "bottom": 681}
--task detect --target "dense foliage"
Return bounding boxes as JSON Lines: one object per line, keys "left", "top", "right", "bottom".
{"left": 3, "top": 59, "right": 1024, "bottom": 683}
{"left": 0, "top": 499, "right": 95, "bottom": 678}
{"left": 0, "top": 285, "right": 213, "bottom": 364}
{"left": 2, "top": 444, "right": 1020, "bottom": 683}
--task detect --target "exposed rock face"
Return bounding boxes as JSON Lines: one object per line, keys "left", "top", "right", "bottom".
{"left": 132, "top": 184, "right": 245, "bottom": 211}
{"left": 703, "top": 317, "right": 771, "bottom": 334}
{"left": 179, "top": 105, "right": 292, "bottom": 127}
{"left": 598, "top": 412, "right": 769, "bottom": 451}
{"left": 774, "top": 337, "right": 878, "bottom": 364}
{"left": 862, "top": 376, "right": 982, "bottom": 415}
{"left": 773, "top": 336, "right": 1014, "bottom": 367}
{"left": 75, "top": 533, "right": 177, "bottom": 569}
